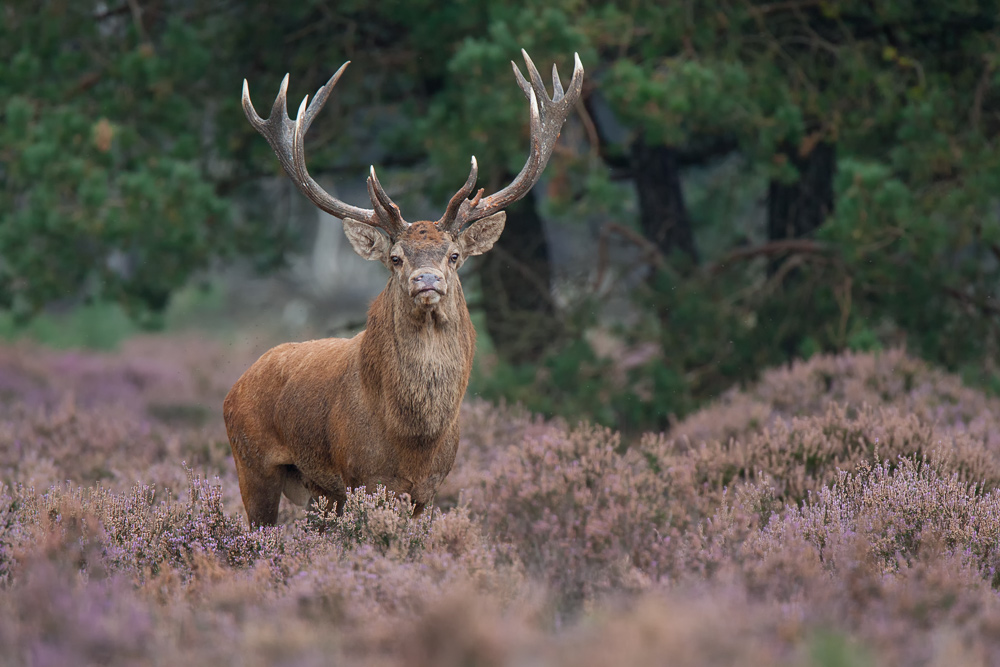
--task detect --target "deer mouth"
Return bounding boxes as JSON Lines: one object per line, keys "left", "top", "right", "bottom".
{"left": 413, "top": 286, "right": 443, "bottom": 305}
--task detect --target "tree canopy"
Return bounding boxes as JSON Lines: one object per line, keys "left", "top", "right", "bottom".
{"left": 2, "top": 0, "right": 999, "bottom": 426}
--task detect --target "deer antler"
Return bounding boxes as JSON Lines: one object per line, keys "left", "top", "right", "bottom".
{"left": 437, "top": 50, "right": 584, "bottom": 235}
{"left": 242, "top": 63, "right": 408, "bottom": 238}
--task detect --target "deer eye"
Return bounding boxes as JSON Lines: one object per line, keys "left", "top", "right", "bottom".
{"left": 450, "top": 253, "right": 459, "bottom": 263}
{"left": 391, "top": 255, "right": 402, "bottom": 266}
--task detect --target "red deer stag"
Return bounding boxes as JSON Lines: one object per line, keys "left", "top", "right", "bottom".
{"left": 224, "top": 51, "right": 583, "bottom": 526}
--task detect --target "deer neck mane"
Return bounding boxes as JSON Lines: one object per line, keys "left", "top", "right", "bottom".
{"left": 357, "top": 278, "right": 475, "bottom": 439}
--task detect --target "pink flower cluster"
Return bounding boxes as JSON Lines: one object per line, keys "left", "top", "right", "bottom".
{"left": 2, "top": 337, "right": 1000, "bottom": 665}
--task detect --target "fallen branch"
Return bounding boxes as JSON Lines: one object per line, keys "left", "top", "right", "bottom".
{"left": 491, "top": 245, "right": 561, "bottom": 310}
{"left": 748, "top": 0, "right": 824, "bottom": 16}
{"left": 943, "top": 286, "right": 1000, "bottom": 318}
{"left": 575, "top": 98, "right": 601, "bottom": 163}
{"left": 68, "top": 71, "right": 103, "bottom": 98}
{"left": 710, "top": 239, "right": 830, "bottom": 275}
{"left": 593, "top": 222, "right": 666, "bottom": 291}
{"left": 94, "top": 4, "right": 131, "bottom": 20}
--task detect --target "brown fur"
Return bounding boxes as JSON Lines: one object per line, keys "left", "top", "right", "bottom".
{"left": 223, "top": 216, "right": 505, "bottom": 526}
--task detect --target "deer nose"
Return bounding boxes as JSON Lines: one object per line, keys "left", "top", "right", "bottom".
{"left": 411, "top": 272, "right": 442, "bottom": 291}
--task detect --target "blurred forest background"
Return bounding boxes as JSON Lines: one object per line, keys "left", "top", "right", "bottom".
{"left": 3, "top": 0, "right": 1000, "bottom": 430}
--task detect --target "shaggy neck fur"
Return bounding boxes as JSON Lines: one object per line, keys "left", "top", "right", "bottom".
{"left": 358, "top": 275, "right": 475, "bottom": 444}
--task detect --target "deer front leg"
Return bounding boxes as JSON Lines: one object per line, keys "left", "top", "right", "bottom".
{"left": 232, "top": 453, "right": 284, "bottom": 528}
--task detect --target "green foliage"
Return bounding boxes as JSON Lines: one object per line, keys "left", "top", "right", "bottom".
{"left": 418, "top": 3, "right": 587, "bottom": 196}
{"left": 468, "top": 0, "right": 1000, "bottom": 429}
{"left": 0, "top": 3, "right": 289, "bottom": 323}
{"left": 0, "top": 302, "right": 137, "bottom": 351}
{"left": 0, "top": 281, "right": 228, "bottom": 350}
{"left": 474, "top": 335, "right": 623, "bottom": 428}
{"left": 606, "top": 59, "right": 760, "bottom": 148}
{"left": 4, "top": 0, "right": 1000, "bottom": 430}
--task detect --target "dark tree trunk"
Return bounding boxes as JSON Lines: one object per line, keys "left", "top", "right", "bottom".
{"left": 767, "top": 142, "right": 836, "bottom": 244}
{"left": 629, "top": 134, "right": 698, "bottom": 264}
{"left": 478, "top": 187, "right": 559, "bottom": 364}
{"left": 583, "top": 94, "right": 699, "bottom": 263}
{"left": 766, "top": 141, "right": 837, "bottom": 356}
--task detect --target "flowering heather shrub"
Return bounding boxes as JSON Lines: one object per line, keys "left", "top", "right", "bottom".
{"left": 4, "top": 338, "right": 1000, "bottom": 665}
{"left": 438, "top": 399, "right": 562, "bottom": 507}
{"left": 0, "top": 340, "right": 180, "bottom": 415}
{"left": 307, "top": 485, "right": 431, "bottom": 558}
{"left": 0, "top": 476, "right": 527, "bottom": 665}
{"left": 0, "top": 335, "right": 263, "bottom": 517}
{"left": 0, "top": 485, "right": 17, "bottom": 584}
{"left": 7, "top": 471, "right": 282, "bottom": 584}
{"left": 467, "top": 424, "right": 671, "bottom": 605}
{"left": 0, "top": 397, "right": 154, "bottom": 488}
{"left": 0, "top": 512, "right": 158, "bottom": 667}
{"left": 672, "top": 457, "right": 1000, "bottom": 665}
{"left": 158, "top": 469, "right": 284, "bottom": 571}
{"left": 545, "top": 590, "right": 798, "bottom": 667}
{"left": 644, "top": 403, "right": 1000, "bottom": 515}
{"left": 747, "top": 457, "right": 1000, "bottom": 583}
{"left": 0, "top": 334, "right": 260, "bottom": 415}
{"left": 673, "top": 348, "right": 1000, "bottom": 446}
{"left": 397, "top": 586, "right": 543, "bottom": 667}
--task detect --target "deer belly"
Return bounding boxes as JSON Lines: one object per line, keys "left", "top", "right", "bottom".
{"left": 282, "top": 473, "right": 311, "bottom": 507}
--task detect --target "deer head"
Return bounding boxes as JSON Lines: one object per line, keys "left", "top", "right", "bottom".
{"left": 340, "top": 216, "right": 505, "bottom": 312}
{"left": 241, "top": 50, "right": 584, "bottom": 313}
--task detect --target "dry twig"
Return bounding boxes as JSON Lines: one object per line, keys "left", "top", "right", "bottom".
{"left": 593, "top": 222, "right": 667, "bottom": 291}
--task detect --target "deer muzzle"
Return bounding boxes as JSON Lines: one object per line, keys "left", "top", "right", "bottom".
{"left": 410, "top": 270, "right": 446, "bottom": 305}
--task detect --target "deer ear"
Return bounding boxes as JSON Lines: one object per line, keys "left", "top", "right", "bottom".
{"left": 459, "top": 212, "right": 505, "bottom": 256}
{"left": 343, "top": 218, "right": 390, "bottom": 261}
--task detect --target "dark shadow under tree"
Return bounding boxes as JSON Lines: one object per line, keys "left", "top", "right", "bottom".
{"left": 478, "top": 188, "right": 559, "bottom": 364}
{"left": 766, "top": 140, "right": 836, "bottom": 356}
{"left": 768, "top": 141, "right": 835, "bottom": 246}
{"left": 630, "top": 133, "right": 699, "bottom": 265}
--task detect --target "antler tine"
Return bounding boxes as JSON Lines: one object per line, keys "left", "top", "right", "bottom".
{"left": 437, "top": 156, "right": 482, "bottom": 234}
{"left": 242, "top": 64, "right": 407, "bottom": 237}
{"left": 366, "top": 174, "right": 392, "bottom": 225}
{"left": 447, "top": 51, "right": 584, "bottom": 231}
{"left": 521, "top": 50, "right": 548, "bottom": 108}
{"left": 367, "top": 166, "right": 407, "bottom": 236}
